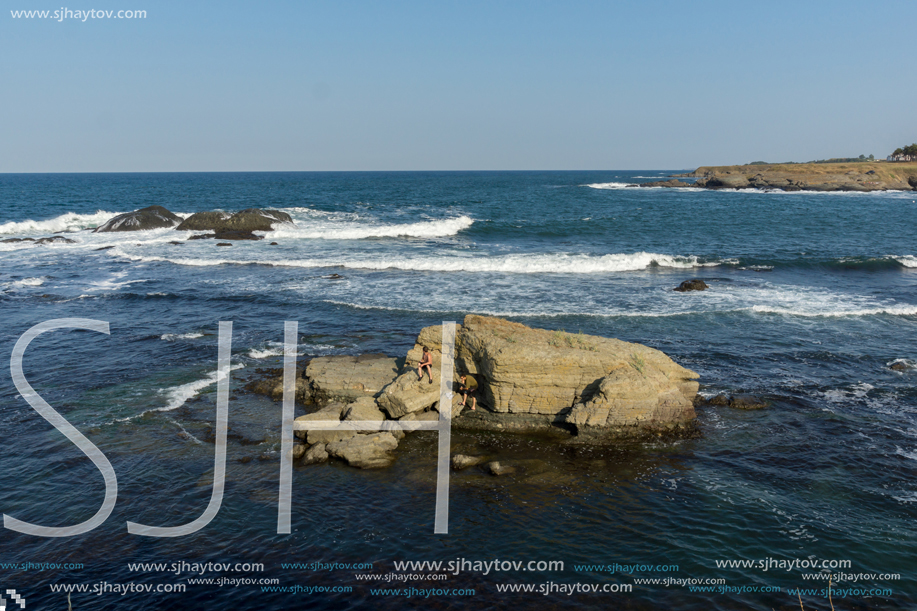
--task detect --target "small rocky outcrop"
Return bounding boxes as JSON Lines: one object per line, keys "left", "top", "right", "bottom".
{"left": 176, "top": 209, "right": 292, "bottom": 233}
{"left": 2, "top": 236, "right": 77, "bottom": 244}
{"left": 728, "top": 394, "right": 768, "bottom": 409}
{"left": 244, "top": 367, "right": 311, "bottom": 403}
{"left": 889, "top": 360, "right": 913, "bottom": 372}
{"left": 674, "top": 279, "right": 709, "bottom": 292}
{"left": 637, "top": 179, "right": 696, "bottom": 188}
{"left": 93, "top": 206, "right": 183, "bottom": 232}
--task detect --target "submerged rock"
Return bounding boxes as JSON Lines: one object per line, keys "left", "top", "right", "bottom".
{"left": 486, "top": 461, "right": 516, "bottom": 476}
{"left": 36, "top": 236, "right": 76, "bottom": 244}
{"left": 93, "top": 205, "right": 183, "bottom": 232}
{"left": 728, "top": 394, "right": 767, "bottom": 410}
{"left": 452, "top": 454, "right": 486, "bottom": 470}
{"left": 674, "top": 279, "right": 709, "bottom": 292}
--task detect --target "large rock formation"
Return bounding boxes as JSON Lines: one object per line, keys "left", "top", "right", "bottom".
{"left": 249, "top": 315, "right": 700, "bottom": 470}
{"left": 176, "top": 208, "right": 293, "bottom": 232}
{"left": 447, "top": 316, "right": 699, "bottom": 437}
{"left": 93, "top": 205, "right": 183, "bottom": 232}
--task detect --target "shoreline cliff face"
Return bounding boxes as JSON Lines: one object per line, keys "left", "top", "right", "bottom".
{"left": 670, "top": 161, "right": 917, "bottom": 192}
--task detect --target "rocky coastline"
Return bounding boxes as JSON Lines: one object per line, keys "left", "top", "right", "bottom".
{"left": 246, "top": 315, "right": 722, "bottom": 471}
{"left": 632, "top": 161, "right": 917, "bottom": 192}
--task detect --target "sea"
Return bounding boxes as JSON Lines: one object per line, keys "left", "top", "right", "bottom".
{"left": 1, "top": 171, "right": 915, "bottom": 610}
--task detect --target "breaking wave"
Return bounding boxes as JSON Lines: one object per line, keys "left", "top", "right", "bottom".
{"left": 0, "top": 210, "right": 121, "bottom": 234}
{"left": 111, "top": 250, "right": 726, "bottom": 273}
{"left": 268, "top": 215, "right": 473, "bottom": 240}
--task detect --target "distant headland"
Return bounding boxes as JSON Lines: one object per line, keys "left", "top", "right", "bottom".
{"left": 639, "top": 145, "right": 917, "bottom": 192}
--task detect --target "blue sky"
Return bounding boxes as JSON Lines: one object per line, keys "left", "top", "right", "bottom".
{"left": 2, "top": 0, "right": 915, "bottom": 171}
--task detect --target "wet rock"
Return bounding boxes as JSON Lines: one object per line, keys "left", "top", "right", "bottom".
{"left": 301, "top": 443, "right": 329, "bottom": 465}
{"left": 889, "top": 361, "right": 911, "bottom": 372}
{"left": 452, "top": 454, "right": 486, "bottom": 470}
{"left": 674, "top": 279, "right": 709, "bottom": 292}
{"left": 244, "top": 369, "right": 310, "bottom": 403}
{"left": 729, "top": 394, "right": 767, "bottom": 409}
{"left": 0, "top": 237, "right": 35, "bottom": 243}
{"left": 35, "top": 236, "right": 76, "bottom": 244}
{"left": 93, "top": 205, "right": 183, "bottom": 232}
{"left": 270, "top": 242, "right": 279, "bottom": 245}
{"left": 708, "top": 393, "right": 730, "bottom": 406}
{"left": 486, "top": 461, "right": 516, "bottom": 476}
{"left": 291, "top": 443, "right": 306, "bottom": 460}
{"left": 638, "top": 179, "right": 695, "bottom": 188}
{"left": 326, "top": 432, "right": 398, "bottom": 469}
{"left": 216, "top": 243, "right": 232, "bottom": 247}
{"left": 177, "top": 209, "right": 293, "bottom": 232}
{"left": 94, "top": 245, "right": 115, "bottom": 251}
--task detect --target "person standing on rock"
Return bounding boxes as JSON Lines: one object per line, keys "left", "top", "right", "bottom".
{"left": 459, "top": 373, "right": 477, "bottom": 410}
{"left": 417, "top": 346, "right": 434, "bottom": 384}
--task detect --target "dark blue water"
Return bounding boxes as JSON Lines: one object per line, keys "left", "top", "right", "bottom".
{"left": 1, "top": 172, "right": 916, "bottom": 610}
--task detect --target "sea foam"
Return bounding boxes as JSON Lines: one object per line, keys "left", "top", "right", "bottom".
{"left": 110, "top": 250, "right": 725, "bottom": 273}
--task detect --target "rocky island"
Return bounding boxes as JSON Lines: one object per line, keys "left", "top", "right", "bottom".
{"left": 248, "top": 315, "right": 702, "bottom": 469}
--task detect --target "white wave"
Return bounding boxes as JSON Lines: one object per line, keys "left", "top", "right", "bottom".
{"left": 157, "top": 364, "right": 244, "bottom": 413}
{"left": 895, "top": 446, "right": 917, "bottom": 462}
{"left": 821, "top": 383, "right": 874, "bottom": 403}
{"left": 5, "top": 277, "right": 46, "bottom": 289}
{"left": 752, "top": 304, "right": 917, "bottom": 317}
{"left": 583, "top": 182, "right": 636, "bottom": 190}
{"left": 268, "top": 215, "right": 473, "bottom": 240}
{"left": 112, "top": 249, "right": 724, "bottom": 273}
{"left": 161, "top": 332, "right": 204, "bottom": 341}
{"left": 0, "top": 210, "right": 121, "bottom": 234}
{"left": 895, "top": 256, "right": 917, "bottom": 268}
{"left": 323, "top": 299, "right": 707, "bottom": 319}
{"left": 85, "top": 271, "right": 150, "bottom": 293}
{"left": 248, "top": 348, "right": 284, "bottom": 359}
